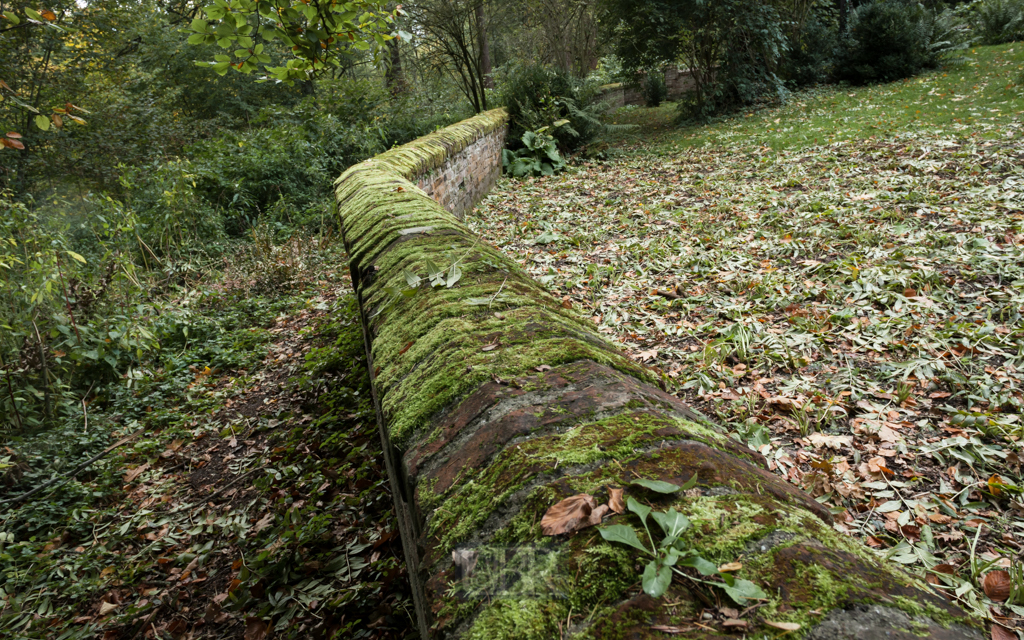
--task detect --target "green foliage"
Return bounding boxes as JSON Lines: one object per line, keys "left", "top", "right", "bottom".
{"left": 602, "top": 0, "right": 788, "bottom": 121}
{"left": 188, "top": 82, "right": 463, "bottom": 232}
{"left": 0, "top": 191, "right": 169, "bottom": 432}
{"left": 837, "top": 0, "right": 968, "bottom": 85}
{"left": 186, "top": 0, "right": 397, "bottom": 82}
{"left": 972, "top": 0, "right": 1024, "bottom": 45}
{"left": 780, "top": 14, "right": 841, "bottom": 87}
{"left": 598, "top": 482, "right": 767, "bottom": 604}
{"left": 501, "top": 128, "right": 566, "bottom": 178}
{"left": 496, "top": 63, "right": 605, "bottom": 151}
{"left": 639, "top": 70, "right": 668, "bottom": 107}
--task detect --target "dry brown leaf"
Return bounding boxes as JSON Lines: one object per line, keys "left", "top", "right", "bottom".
{"left": 984, "top": 571, "right": 1011, "bottom": 602}
{"left": 164, "top": 618, "right": 188, "bottom": 638}
{"left": 722, "top": 619, "right": 748, "bottom": 628}
{"left": 253, "top": 512, "right": 275, "bottom": 534}
{"left": 541, "top": 494, "right": 598, "bottom": 535}
{"left": 806, "top": 433, "right": 852, "bottom": 449}
{"left": 608, "top": 487, "right": 626, "bottom": 514}
{"left": 719, "top": 606, "right": 739, "bottom": 619}
{"left": 98, "top": 601, "right": 118, "bottom": 616}
{"left": 718, "top": 562, "right": 742, "bottom": 573}
{"left": 244, "top": 617, "right": 268, "bottom": 640}
{"left": 767, "top": 396, "right": 801, "bottom": 411}
{"left": 991, "top": 623, "right": 1016, "bottom": 640}
{"left": 204, "top": 601, "right": 222, "bottom": 624}
{"left": 877, "top": 424, "right": 900, "bottom": 444}
{"left": 124, "top": 463, "right": 149, "bottom": 483}
{"left": 586, "top": 504, "right": 610, "bottom": 527}
{"left": 650, "top": 625, "right": 694, "bottom": 634}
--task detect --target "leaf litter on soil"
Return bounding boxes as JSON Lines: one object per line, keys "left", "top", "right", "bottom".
{"left": 471, "top": 52, "right": 1024, "bottom": 629}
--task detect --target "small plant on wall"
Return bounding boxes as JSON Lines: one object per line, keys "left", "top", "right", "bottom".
{"left": 502, "top": 121, "right": 569, "bottom": 178}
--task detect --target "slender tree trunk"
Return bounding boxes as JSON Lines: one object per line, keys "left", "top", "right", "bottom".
{"left": 838, "top": 0, "right": 849, "bottom": 33}
{"left": 385, "top": 39, "right": 407, "bottom": 95}
{"left": 475, "top": 2, "right": 492, "bottom": 89}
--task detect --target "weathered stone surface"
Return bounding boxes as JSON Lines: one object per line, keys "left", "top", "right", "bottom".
{"left": 335, "top": 110, "right": 983, "bottom": 639}
{"left": 807, "top": 605, "right": 984, "bottom": 640}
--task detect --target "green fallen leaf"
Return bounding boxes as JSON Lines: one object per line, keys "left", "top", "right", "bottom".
{"left": 631, "top": 478, "right": 681, "bottom": 494}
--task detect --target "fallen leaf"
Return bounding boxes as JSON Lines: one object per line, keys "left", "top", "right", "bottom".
{"left": 636, "top": 348, "right": 658, "bottom": 361}
{"left": 983, "top": 570, "right": 1011, "bottom": 602}
{"left": 992, "top": 624, "right": 1016, "bottom": 640}
{"left": 541, "top": 494, "right": 599, "bottom": 535}
{"left": 244, "top": 617, "right": 268, "bottom": 640}
{"left": 124, "top": 463, "right": 149, "bottom": 483}
{"left": 718, "top": 562, "right": 742, "bottom": 572}
{"left": 165, "top": 618, "right": 187, "bottom": 637}
{"left": 253, "top": 512, "right": 275, "bottom": 533}
{"left": 205, "top": 601, "right": 222, "bottom": 623}
{"left": 764, "top": 620, "right": 801, "bottom": 632}
{"left": 807, "top": 433, "right": 852, "bottom": 449}
{"left": 722, "top": 619, "right": 748, "bottom": 628}
{"left": 608, "top": 487, "right": 626, "bottom": 514}
{"left": 98, "top": 601, "right": 118, "bottom": 616}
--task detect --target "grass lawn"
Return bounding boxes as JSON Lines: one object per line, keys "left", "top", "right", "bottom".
{"left": 613, "top": 43, "right": 1024, "bottom": 153}
{"left": 471, "top": 43, "right": 1024, "bottom": 623}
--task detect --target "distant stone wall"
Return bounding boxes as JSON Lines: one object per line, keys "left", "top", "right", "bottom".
{"left": 416, "top": 124, "right": 505, "bottom": 220}
{"left": 596, "top": 67, "right": 697, "bottom": 108}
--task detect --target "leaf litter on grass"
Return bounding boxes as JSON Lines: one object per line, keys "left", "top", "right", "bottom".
{"left": 471, "top": 54, "right": 1024, "bottom": 630}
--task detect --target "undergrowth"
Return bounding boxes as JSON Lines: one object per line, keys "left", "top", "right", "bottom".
{"left": 0, "top": 240, "right": 412, "bottom": 639}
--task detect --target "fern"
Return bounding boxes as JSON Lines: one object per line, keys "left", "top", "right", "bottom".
{"left": 974, "top": 0, "right": 1024, "bottom": 45}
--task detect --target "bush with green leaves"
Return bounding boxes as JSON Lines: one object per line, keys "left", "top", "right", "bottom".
{"left": 501, "top": 127, "right": 566, "bottom": 178}
{"left": 781, "top": 14, "right": 840, "bottom": 87}
{"left": 496, "top": 63, "right": 607, "bottom": 152}
{"left": 0, "top": 192, "right": 166, "bottom": 432}
{"left": 973, "top": 0, "right": 1024, "bottom": 45}
{"left": 188, "top": 82, "right": 464, "bottom": 234}
{"left": 837, "top": 0, "right": 968, "bottom": 85}
{"left": 602, "top": 0, "right": 788, "bottom": 121}
{"left": 639, "top": 70, "right": 668, "bottom": 107}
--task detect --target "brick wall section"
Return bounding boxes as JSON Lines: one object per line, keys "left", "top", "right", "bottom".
{"left": 416, "top": 125, "right": 505, "bottom": 220}
{"left": 334, "top": 110, "right": 982, "bottom": 639}
{"left": 596, "top": 68, "right": 697, "bottom": 108}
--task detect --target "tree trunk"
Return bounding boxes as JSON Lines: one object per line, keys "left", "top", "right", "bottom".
{"left": 334, "top": 111, "right": 984, "bottom": 640}
{"left": 385, "top": 38, "right": 407, "bottom": 95}
{"left": 475, "top": 2, "right": 493, "bottom": 89}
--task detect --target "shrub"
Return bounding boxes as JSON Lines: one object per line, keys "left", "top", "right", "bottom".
{"left": 188, "top": 81, "right": 464, "bottom": 235}
{"left": 781, "top": 15, "right": 840, "bottom": 87}
{"left": 836, "top": 0, "right": 967, "bottom": 85}
{"left": 640, "top": 71, "right": 668, "bottom": 107}
{"left": 973, "top": 0, "right": 1024, "bottom": 44}
{"left": 496, "top": 63, "right": 605, "bottom": 152}
{"left": 501, "top": 127, "right": 567, "bottom": 177}
{"left": 676, "top": 0, "right": 788, "bottom": 121}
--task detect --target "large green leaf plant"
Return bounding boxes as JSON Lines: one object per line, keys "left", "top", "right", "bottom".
{"left": 501, "top": 121, "right": 567, "bottom": 178}
{"left": 599, "top": 478, "right": 769, "bottom": 604}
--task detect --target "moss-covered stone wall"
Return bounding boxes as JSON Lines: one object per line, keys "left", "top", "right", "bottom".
{"left": 334, "top": 110, "right": 983, "bottom": 639}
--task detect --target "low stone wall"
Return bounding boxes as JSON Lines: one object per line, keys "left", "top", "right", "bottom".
{"left": 334, "top": 111, "right": 981, "bottom": 639}
{"left": 416, "top": 123, "right": 505, "bottom": 220}
{"left": 596, "top": 68, "right": 697, "bottom": 109}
